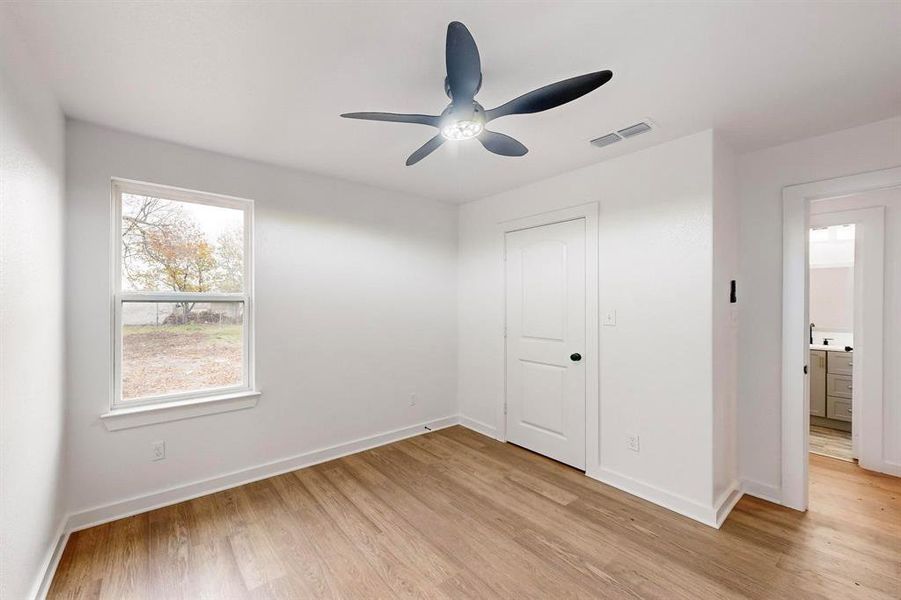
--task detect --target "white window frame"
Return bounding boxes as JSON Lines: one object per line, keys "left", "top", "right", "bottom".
{"left": 110, "top": 178, "right": 255, "bottom": 411}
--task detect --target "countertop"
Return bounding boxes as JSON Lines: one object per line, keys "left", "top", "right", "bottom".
{"left": 810, "top": 344, "right": 852, "bottom": 353}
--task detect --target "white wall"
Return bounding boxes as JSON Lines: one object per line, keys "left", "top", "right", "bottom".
{"left": 458, "top": 130, "right": 732, "bottom": 520}
{"left": 810, "top": 225, "right": 855, "bottom": 340}
{"left": 712, "top": 134, "right": 739, "bottom": 503}
{"left": 810, "top": 225, "right": 855, "bottom": 268}
{"left": 64, "top": 120, "right": 458, "bottom": 515}
{"left": 0, "top": 14, "right": 67, "bottom": 600}
{"left": 809, "top": 267, "right": 854, "bottom": 333}
{"left": 737, "top": 116, "right": 901, "bottom": 496}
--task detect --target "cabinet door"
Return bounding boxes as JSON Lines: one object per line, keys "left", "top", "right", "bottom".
{"left": 827, "top": 351, "right": 853, "bottom": 376}
{"left": 827, "top": 396, "right": 852, "bottom": 422}
{"left": 827, "top": 374, "right": 853, "bottom": 399}
{"left": 809, "top": 350, "right": 827, "bottom": 417}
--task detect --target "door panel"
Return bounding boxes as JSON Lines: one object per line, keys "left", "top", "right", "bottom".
{"left": 520, "top": 361, "right": 566, "bottom": 436}
{"left": 506, "top": 218, "right": 586, "bottom": 469}
{"left": 521, "top": 241, "right": 567, "bottom": 340}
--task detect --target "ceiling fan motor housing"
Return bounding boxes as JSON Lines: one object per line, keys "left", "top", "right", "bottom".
{"left": 442, "top": 101, "right": 483, "bottom": 125}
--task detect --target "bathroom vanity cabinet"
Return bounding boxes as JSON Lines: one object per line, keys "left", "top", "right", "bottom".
{"left": 810, "top": 348, "right": 852, "bottom": 428}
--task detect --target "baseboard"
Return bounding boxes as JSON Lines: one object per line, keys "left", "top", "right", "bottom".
{"left": 458, "top": 415, "right": 499, "bottom": 440}
{"left": 740, "top": 478, "right": 782, "bottom": 505}
{"left": 64, "top": 415, "right": 459, "bottom": 534}
{"left": 860, "top": 459, "right": 901, "bottom": 478}
{"left": 588, "top": 467, "right": 722, "bottom": 528}
{"left": 32, "top": 417, "right": 783, "bottom": 595}
{"left": 33, "top": 414, "right": 461, "bottom": 597}
{"left": 713, "top": 482, "right": 743, "bottom": 528}
{"left": 29, "top": 416, "right": 459, "bottom": 596}
{"left": 880, "top": 461, "right": 901, "bottom": 477}
{"left": 30, "top": 517, "right": 68, "bottom": 600}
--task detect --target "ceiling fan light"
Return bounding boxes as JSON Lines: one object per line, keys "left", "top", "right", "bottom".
{"left": 441, "top": 119, "right": 483, "bottom": 141}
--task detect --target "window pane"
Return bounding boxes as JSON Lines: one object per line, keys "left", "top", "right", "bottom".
{"left": 121, "top": 193, "right": 244, "bottom": 293}
{"left": 121, "top": 301, "right": 244, "bottom": 401}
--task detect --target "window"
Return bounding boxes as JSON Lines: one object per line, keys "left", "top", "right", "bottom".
{"left": 112, "top": 179, "right": 253, "bottom": 409}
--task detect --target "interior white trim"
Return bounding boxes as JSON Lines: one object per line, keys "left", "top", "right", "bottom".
{"left": 781, "top": 165, "right": 901, "bottom": 511}
{"left": 100, "top": 390, "right": 261, "bottom": 431}
{"left": 109, "top": 177, "right": 256, "bottom": 412}
{"left": 496, "top": 203, "right": 600, "bottom": 473}
{"left": 35, "top": 414, "right": 752, "bottom": 594}
{"left": 740, "top": 478, "right": 782, "bottom": 505}
{"left": 714, "top": 483, "right": 744, "bottom": 529}
{"left": 459, "top": 415, "right": 500, "bottom": 440}
{"left": 29, "top": 518, "right": 69, "bottom": 600}
{"left": 35, "top": 414, "right": 459, "bottom": 598}
{"left": 877, "top": 460, "right": 901, "bottom": 478}
{"left": 69, "top": 414, "right": 458, "bottom": 532}
{"left": 588, "top": 467, "right": 738, "bottom": 528}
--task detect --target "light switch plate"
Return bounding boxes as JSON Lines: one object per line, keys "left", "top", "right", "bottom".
{"left": 603, "top": 310, "right": 617, "bottom": 326}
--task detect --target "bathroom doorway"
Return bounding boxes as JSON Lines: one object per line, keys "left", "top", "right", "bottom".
{"left": 781, "top": 167, "right": 900, "bottom": 511}
{"left": 808, "top": 221, "right": 855, "bottom": 462}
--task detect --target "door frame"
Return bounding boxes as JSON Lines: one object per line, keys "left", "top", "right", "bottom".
{"left": 781, "top": 166, "right": 900, "bottom": 511}
{"left": 497, "top": 202, "right": 599, "bottom": 472}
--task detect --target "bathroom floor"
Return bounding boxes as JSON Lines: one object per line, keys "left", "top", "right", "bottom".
{"left": 810, "top": 425, "right": 854, "bottom": 462}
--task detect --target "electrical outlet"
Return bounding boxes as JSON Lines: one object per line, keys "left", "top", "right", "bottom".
{"left": 151, "top": 440, "right": 166, "bottom": 461}
{"left": 626, "top": 433, "right": 640, "bottom": 453}
{"left": 409, "top": 393, "right": 417, "bottom": 406}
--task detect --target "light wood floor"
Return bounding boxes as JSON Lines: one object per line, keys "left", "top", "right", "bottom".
{"left": 49, "top": 426, "right": 901, "bottom": 599}
{"left": 809, "top": 424, "right": 854, "bottom": 462}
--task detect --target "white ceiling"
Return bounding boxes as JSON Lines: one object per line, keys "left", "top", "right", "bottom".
{"left": 7, "top": 1, "right": 901, "bottom": 203}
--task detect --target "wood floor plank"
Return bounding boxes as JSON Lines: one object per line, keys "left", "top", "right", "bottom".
{"left": 298, "top": 466, "right": 438, "bottom": 599}
{"left": 358, "top": 444, "right": 580, "bottom": 598}
{"left": 48, "top": 427, "right": 901, "bottom": 599}
{"left": 321, "top": 464, "right": 459, "bottom": 584}
{"left": 98, "top": 514, "right": 149, "bottom": 600}
{"left": 415, "top": 434, "right": 748, "bottom": 598}
{"left": 810, "top": 425, "right": 854, "bottom": 461}
{"left": 284, "top": 469, "right": 397, "bottom": 599}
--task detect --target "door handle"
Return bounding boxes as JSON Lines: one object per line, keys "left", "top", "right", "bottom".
{"left": 570, "top": 353, "right": 582, "bottom": 362}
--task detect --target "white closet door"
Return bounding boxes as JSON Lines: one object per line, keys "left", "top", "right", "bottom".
{"left": 505, "top": 218, "right": 586, "bottom": 469}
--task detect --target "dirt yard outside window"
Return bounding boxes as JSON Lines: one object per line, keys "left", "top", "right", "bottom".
{"left": 122, "top": 323, "right": 243, "bottom": 400}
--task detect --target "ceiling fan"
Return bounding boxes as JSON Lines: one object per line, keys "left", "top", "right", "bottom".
{"left": 341, "top": 21, "right": 613, "bottom": 166}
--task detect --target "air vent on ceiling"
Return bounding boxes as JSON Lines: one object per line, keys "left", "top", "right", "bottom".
{"left": 618, "top": 121, "right": 652, "bottom": 138}
{"left": 591, "top": 120, "right": 653, "bottom": 149}
{"left": 590, "top": 133, "right": 622, "bottom": 148}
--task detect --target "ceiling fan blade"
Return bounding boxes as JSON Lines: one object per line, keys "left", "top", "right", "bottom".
{"left": 485, "top": 70, "right": 613, "bottom": 122}
{"left": 341, "top": 112, "right": 440, "bottom": 127}
{"left": 478, "top": 130, "right": 528, "bottom": 157}
{"left": 406, "top": 134, "right": 445, "bottom": 166}
{"left": 445, "top": 21, "right": 481, "bottom": 103}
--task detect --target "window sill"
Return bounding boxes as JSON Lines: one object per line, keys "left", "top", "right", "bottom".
{"left": 100, "top": 390, "right": 260, "bottom": 431}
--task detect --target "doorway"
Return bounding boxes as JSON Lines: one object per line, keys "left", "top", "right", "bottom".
{"left": 808, "top": 220, "right": 856, "bottom": 462}
{"left": 505, "top": 218, "right": 587, "bottom": 469}
{"left": 782, "top": 167, "right": 901, "bottom": 511}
